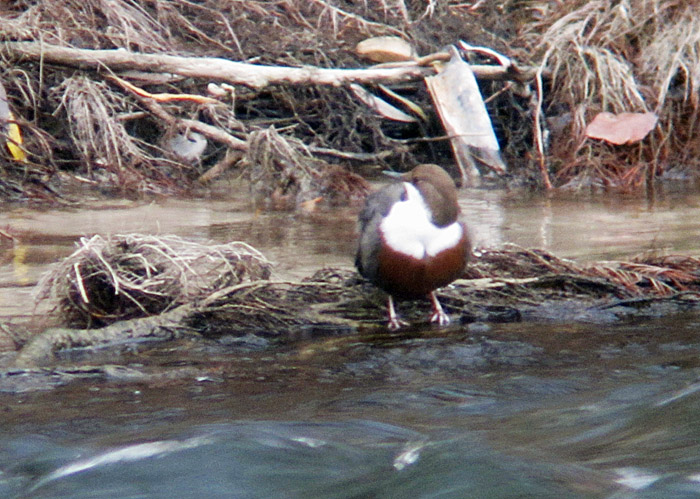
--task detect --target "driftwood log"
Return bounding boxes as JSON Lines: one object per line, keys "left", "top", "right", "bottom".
{"left": 2, "top": 41, "right": 529, "bottom": 90}
{"left": 13, "top": 304, "right": 195, "bottom": 367}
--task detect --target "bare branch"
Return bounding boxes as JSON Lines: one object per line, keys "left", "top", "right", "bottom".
{"left": 2, "top": 41, "right": 526, "bottom": 89}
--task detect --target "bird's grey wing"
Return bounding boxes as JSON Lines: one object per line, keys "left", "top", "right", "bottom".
{"left": 357, "top": 183, "right": 405, "bottom": 229}
{"left": 355, "top": 183, "right": 405, "bottom": 279}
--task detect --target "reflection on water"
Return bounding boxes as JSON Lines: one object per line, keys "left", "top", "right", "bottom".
{"left": 465, "top": 187, "right": 700, "bottom": 261}
{"left": 3, "top": 184, "right": 700, "bottom": 293}
{"left": 2, "top": 184, "right": 700, "bottom": 496}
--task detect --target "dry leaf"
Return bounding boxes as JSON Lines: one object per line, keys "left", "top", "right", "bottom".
{"left": 425, "top": 47, "right": 506, "bottom": 186}
{"left": 586, "top": 112, "right": 658, "bottom": 145}
{"left": 6, "top": 112, "right": 26, "bottom": 162}
{"left": 378, "top": 84, "right": 428, "bottom": 121}
{"left": 350, "top": 84, "right": 417, "bottom": 123}
{"left": 356, "top": 36, "right": 416, "bottom": 63}
{"left": 0, "top": 81, "right": 26, "bottom": 162}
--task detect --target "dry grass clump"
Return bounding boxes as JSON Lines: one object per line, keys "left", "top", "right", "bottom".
{"left": 512, "top": 0, "right": 700, "bottom": 187}
{"left": 10, "top": 0, "right": 174, "bottom": 52}
{"left": 525, "top": 1, "right": 647, "bottom": 115}
{"left": 54, "top": 77, "right": 147, "bottom": 175}
{"left": 245, "top": 127, "right": 370, "bottom": 209}
{"left": 589, "top": 255, "right": 700, "bottom": 297}
{"left": 638, "top": 7, "right": 700, "bottom": 112}
{"left": 35, "top": 234, "right": 271, "bottom": 328}
{"left": 466, "top": 245, "right": 700, "bottom": 299}
{"left": 467, "top": 246, "right": 581, "bottom": 280}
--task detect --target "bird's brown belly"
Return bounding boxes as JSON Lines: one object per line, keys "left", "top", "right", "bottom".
{"left": 375, "top": 239, "right": 468, "bottom": 299}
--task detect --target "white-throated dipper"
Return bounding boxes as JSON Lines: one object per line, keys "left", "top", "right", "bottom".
{"left": 355, "top": 164, "right": 471, "bottom": 329}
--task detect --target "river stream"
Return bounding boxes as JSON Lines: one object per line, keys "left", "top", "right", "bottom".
{"left": 1, "top": 183, "right": 700, "bottom": 497}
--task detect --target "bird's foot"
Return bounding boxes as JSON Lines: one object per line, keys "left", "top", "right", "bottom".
{"left": 387, "top": 316, "right": 410, "bottom": 330}
{"left": 429, "top": 292, "right": 450, "bottom": 326}
{"left": 386, "top": 295, "right": 408, "bottom": 330}
{"left": 429, "top": 309, "right": 450, "bottom": 326}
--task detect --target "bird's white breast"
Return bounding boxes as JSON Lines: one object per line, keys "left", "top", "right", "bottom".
{"left": 379, "top": 183, "right": 463, "bottom": 259}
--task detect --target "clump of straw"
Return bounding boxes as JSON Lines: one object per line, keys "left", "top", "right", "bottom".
{"left": 35, "top": 234, "right": 271, "bottom": 328}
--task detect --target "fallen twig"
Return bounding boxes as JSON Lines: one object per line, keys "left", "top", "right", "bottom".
{"left": 110, "top": 75, "right": 219, "bottom": 105}
{"left": 110, "top": 75, "right": 248, "bottom": 151}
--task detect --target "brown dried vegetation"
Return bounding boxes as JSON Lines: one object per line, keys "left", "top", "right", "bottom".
{"left": 35, "top": 237, "right": 700, "bottom": 332}
{"left": 35, "top": 234, "right": 271, "bottom": 328}
{"left": 515, "top": 0, "right": 700, "bottom": 188}
{"left": 23, "top": 243, "right": 700, "bottom": 365}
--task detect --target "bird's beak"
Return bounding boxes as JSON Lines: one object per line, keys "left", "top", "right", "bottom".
{"left": 381, "top": 170, "right": 404, "bottom": 180}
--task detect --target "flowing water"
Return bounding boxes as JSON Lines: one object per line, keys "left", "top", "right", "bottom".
{"left": 2, "top": 183, "right": 700, "bottom": 497}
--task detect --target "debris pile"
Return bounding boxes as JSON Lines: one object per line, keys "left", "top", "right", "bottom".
{"left": 35, "top": 234, "right": 271, "bottom": 327}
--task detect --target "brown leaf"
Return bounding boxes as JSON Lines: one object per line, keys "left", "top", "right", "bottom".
{"left": 585, "top": 112, "right": 658, "bottom": 145}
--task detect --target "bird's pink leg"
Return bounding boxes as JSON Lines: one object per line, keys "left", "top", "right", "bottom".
{"left": 429, "top": 291, "right": 450, "bottom": 326}
{"left": 386, "top": 295, "right": 408, "bottom": 330}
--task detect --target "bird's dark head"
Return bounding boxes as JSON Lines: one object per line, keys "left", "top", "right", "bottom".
{"left": 401, "top": 164, "right": 459, "bottom": 227}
